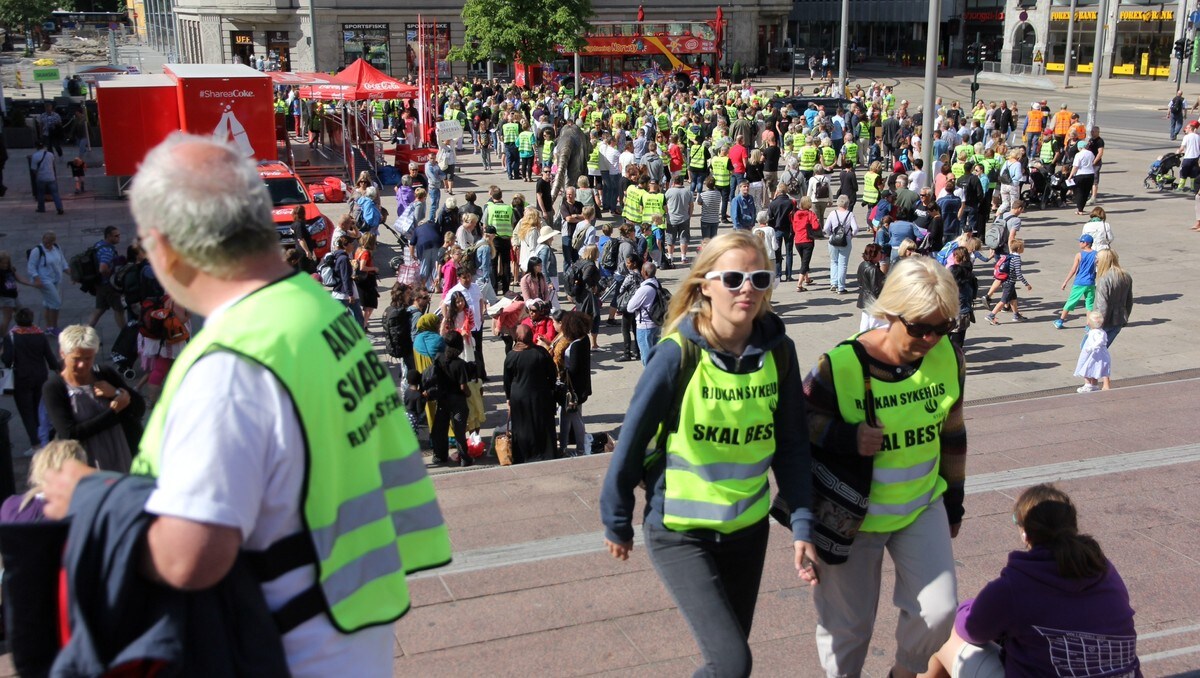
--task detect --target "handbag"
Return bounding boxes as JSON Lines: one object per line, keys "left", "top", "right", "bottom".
{"left": 493, "top": 423, "right": 513, "bottom": 466}
{"left": 0, "top": 366, "right": 13, "bottom": 393}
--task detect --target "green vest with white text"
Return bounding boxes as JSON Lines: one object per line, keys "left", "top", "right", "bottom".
{"left": 131, "top": 275, "right": 451, "bottom": 632}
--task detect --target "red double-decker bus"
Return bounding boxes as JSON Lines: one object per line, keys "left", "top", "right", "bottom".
{"left": 516, "top": 19, "right": 724, "bottom": 90}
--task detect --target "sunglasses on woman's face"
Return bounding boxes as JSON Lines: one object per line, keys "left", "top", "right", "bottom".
{"left": 898, "top": 315, "right": 957, "bottom": 338}
{"left": 704, "top": 270, "right": 774, "bottom": 291}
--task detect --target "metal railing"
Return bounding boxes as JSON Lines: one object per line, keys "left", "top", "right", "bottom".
{"left": 981, "top": 61, "right": 1046, "bottom": 76}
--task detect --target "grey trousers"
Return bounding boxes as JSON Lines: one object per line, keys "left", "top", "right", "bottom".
{"left": 813, "top": 498, "right": 958, "bottom": 677}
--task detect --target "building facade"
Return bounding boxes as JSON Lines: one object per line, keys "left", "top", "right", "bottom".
{"left": 788, "top": 0, "right": 968, "bottom": 69}
{"left": 171, "top": 0, "right": 791, "bottom": 79}
{"left": 1000, "top": 0, "right": 1188, "bottom": 80}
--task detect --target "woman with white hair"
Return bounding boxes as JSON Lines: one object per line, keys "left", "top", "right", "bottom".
{"left": 41, "top": 324, "right": 145, "bottom": 472}
{"left": 802, "top": 256, "right": 967, "bottom": 678}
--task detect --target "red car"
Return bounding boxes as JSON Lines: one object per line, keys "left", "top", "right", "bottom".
{"left": 257, "top": 160, "right": 334, "bottom": 257}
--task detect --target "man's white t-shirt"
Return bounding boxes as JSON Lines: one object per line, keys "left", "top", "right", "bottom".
{"left": 144, "top": 351, "right": 393, "bottom": 677}
{"left": 1182, "top": 132, "right": 1200, "bottom": 159}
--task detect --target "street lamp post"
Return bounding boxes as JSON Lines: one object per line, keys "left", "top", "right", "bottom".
{"left": 921, "top": 0, "right": 941, "bottom": 175}
{"left": 1063, "top": 0, "right": 1077, "bottom": 88}
{"left": 838, "top": 0, "right": 849, "bottom": 91}
{"left": 1086, "top": 0, "right": 1112, "bottom": 132}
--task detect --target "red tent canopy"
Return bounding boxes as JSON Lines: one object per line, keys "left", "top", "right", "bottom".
{"left": 331, "top": 58, "right": 420, "bottom": 100}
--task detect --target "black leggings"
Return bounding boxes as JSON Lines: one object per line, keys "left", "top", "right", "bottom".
{"left": 493, "top": 237, "right": 513, "bottom": 294}
{"left": 622, "top": 313, "right": 636, "bottom": 357}
{"left": 1073, "top": 174, "right": 1095, "bottom": 212}
{"left": 794, "top": 242, "right": 815, "bottom": 275}
{"left": 430, "top": 396, "right": 467, "bottom": 462}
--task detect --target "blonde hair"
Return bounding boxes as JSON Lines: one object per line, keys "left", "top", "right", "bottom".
{"left": 897, "top": 239, "right": 917, "bottom": 257}
{"left": 21, "top": 440, "right": 87, "bottom": 511}
{"left": 514, "top": 210, "right": 541, "bottom": 241}
{"left": 954, "top": 233, "right": 982, "bottom": 253}
{"left": 663, "top": 231, "right": 773, "bottom": 347}
{"left": 579, "top": 244, "right": 599, "bottom": 261}
{"left": 59, "top": 324, "right": 101, "bottom": 355}
{"left": 1094, "top": 248, "right": 1127, "bottom": 281}
{"left": 869, "top": 256, "right": 959, "bottom": 322}
{"left": 1086, "top": 310, "right": 1104, "bottom": 329}
{"left": 461, "top": 212, "right": 480, "bottom": 226}
{"left": 1011, "top": 238, "right": 1025, "bottom": 254}
{"left": 799, "top": 196, "right": 813, "bottom": 210}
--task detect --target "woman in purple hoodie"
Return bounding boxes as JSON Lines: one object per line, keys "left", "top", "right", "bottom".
{"left": 922, "top": 484, "right": 1140, "bottom": 678}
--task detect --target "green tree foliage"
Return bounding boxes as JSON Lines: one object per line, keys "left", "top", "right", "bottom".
{"left": 448, "top": 0, "right": 594, "bottom": 85}
{"left": 0, "top": 0, "right": 66, "bottom": 33}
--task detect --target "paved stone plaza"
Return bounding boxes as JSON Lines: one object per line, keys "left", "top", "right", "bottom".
{"left": 0, "top": 66, "right": 1197, "bottom": 676}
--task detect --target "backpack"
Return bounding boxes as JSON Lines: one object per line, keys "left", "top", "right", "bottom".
{"left": 348, "top": 198, "right": 366, "bottom": 231}
{"left": 317, "top": 252, "right": 341, "bottom": 288}
{"left": 647, "top": 280, "right": 671, "bottom": 325}
{"left": 1171, "top": 96, "right": 1184, "bottom": 116}
{"left": 571, "top": 222, "right": 589, "bottom": 251}
{"left": 934, "top": 241, "right": 959, "bottom": 266}
{"left": 25, "top": 245, "right": 46, "bottom": 267}
{"left": 998, "top": 162, "right": 1014, "bottom": 185}
{"left": 993, "top": 254, "right": 1010, "bottom": 281}
{"left": 382, "top": 306, "right": 411, "bottom": 359}
{"left": 814, "top": 176, "right": 830, "bottom": 200}
{"left": 69, "top": 245, "right": 102, "bottom": 294}
{"left": 421, "top": 361, "right": 446, "bottom": 402}
{"left": 829, "top": 213, "right": 850, "bottom": 247}
{"left": 599, "top": 237, "right": 620, "bottom": 270}
{"left": 139, "top": 298, "right": 189, "bottom": 344}
{"left": 986, "top": 161, "right": 1000, "bottom": 184}
{"left": 984, "top": 214, "right": 1013, "bottom": 250}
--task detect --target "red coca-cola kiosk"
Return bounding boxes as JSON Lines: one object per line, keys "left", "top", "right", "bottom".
{"left": 96, "top": 64, "right": 275, "bottom": 179}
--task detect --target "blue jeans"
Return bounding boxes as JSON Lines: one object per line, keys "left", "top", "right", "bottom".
{"left": 505, "top": 143, "right": 519, "bottom": 179}
{"left": 1170, "top": 116, "right": 1184, "bottom": 141}
{"left": 731, "top": 172, "right": 744, "bottom": 194}
{"left": 645, "top": 520, "right": 769, "bottom": 678}
{"left": 36, "top": 179, "right": 62, "bottom": 213}
{"left": 602, "top": 173, "right": 621, "bottom": 213}
{"left": 690, "top": 169, "right": 708, "bottom": 194}
{"left": 636, "top": 327, "right": 660, "bottom": 365}
{"left": 1104, "top": 325, "right": 1122, "bottom": 347}
{"left": 427, "top": 186, "right": 441, "bottom": 222}
{"left": 828, "top": 243, "right": 851, "bottom": 291}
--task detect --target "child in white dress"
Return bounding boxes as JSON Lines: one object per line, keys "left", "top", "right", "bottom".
{"left": 1074, "top": 311, "right": 1110, "bottom": 393}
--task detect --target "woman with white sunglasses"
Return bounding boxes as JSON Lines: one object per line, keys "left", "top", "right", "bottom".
{"left": 600, "top": 231, "right": 816, "bottom": 677}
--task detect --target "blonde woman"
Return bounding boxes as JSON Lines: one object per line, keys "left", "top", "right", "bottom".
{"left": 1093, "top": 249, "right": 1133, "bottom": 390}
{"left": 0, "top": 439, "right": 86, "bottom": 522}
{"left": 804, "top": 256, "right": 967, "bottom": 678}
{"left": 601, "top": 231, "right": 815, "bottom": 677}
{"left": 514, "top": 209, "right": 542, "bottom": 277}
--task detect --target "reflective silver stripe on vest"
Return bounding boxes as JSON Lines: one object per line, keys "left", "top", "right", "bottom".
{"left": 871, "top": 458, "right": 938, "bottom": 485}
{"left": 392, "top": 498, "right": 446, "bottom": 541}
{"left": 667, "top": 455, "right": 772, "bottom": 483}
{"left": 311, "top": 488, "right": 391, "bottom": 562}
{"left": 868, "top": 487, "right": 936, "bottom": 516}
{"left": 320, "top": 542, "right": 403, "bottom": 606}
{"left": 379, "top": 453, "right": 429, "bottom": 489}
{"left": 665, "top": 483, "right": 769, "bottom": 523}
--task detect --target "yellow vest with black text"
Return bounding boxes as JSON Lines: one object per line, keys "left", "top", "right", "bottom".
{"left": 131, "top": 275, "right": 451, "bottom": 632}
{"left": 623, "top": 185, "right": 644, "bottom": 223}
{"left": 800, "top": 145, "right": 818, "bottom": 172}
{"left": 502, "top": 122, "right": 520, "bottom": 144}
{"left": 710, "top": 156, "right": 731, "bottom": 187}
{"left": 642, "top": 191, "right": 665, "bottom": 222}
{"left": 487, "top": 202, "right": 514, "bottom": 237}
{"left": 821, "top": 146, "right": 836, "bottom": 167}
{"left": 843, "top": 141, "right": 859, "bottom": 165}
{"left": 827, "top": 337, "right": 959, "bottom": 533}
{"left": 688, "top": 143, "right": 707, "bottom": 170}
{"left": 657, "top": 335, "right": 777, "bottom": 533}
{"left": 863, "top": 171, "right": 881, "bottom": 204}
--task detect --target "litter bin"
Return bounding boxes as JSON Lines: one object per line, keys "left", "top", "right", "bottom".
{"left": 0, "top": 409, "right": 13, "bottom": 498}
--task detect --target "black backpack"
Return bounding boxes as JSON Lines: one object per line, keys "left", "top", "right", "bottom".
{"left": 382, "top": 306, "right": 412, "bottom": 359}
{"left": 647, "top": 280, "right": 671, "bottom": 325}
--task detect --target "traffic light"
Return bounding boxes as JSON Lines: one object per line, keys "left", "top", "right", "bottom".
{"left": 1175, "top": 38, "right": 1186, "bottom": 60}
{"left": 1188, "top": 41, "right": 1196, "bottom": 60}
{"left": 966, "top": 43, "right": 978, "bottom": 65}
{"left": 979, "top": 44, "right": 990, "bottom": 62}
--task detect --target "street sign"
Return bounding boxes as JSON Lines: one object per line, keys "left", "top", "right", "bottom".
{"left": 32, "top": 67, "right": 60, "bottom": 83}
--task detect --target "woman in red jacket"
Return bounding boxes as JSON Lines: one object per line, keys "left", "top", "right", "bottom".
{"left": 791, "top": 195, "right": 821, "bottom": 292}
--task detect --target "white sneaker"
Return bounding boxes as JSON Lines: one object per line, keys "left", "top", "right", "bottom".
{"left": 1076, "top": 384, "right": 1101, "bottom": 393}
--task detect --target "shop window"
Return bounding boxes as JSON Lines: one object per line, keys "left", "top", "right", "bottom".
{"left": 343, "top": 24, "right": 390, "bottom": 72}
{"left": 230, "top": 30, "right": 253, "bottom": 66}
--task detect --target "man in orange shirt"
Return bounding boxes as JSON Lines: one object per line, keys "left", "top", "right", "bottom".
{"left": 1052, "top": 103, "right": 1074, "bottom": 149}
{"left": 1024, "top": 103, "right": 1045, "bottom": 155}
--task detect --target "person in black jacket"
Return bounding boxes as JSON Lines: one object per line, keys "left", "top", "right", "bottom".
{"left": 957, "top": 161, "right": 986, "bottom": 235}
{"left": 1, "top": 308, "right": 59, "bottom": 452}
{"left": 383, "top": 282, "right": 416, "bottom": 378}
{"left": 558, "top": 310, "right": 592, "bottom": 457}
{"left": 41, "top": 324, "right": 145, "bottom": 472}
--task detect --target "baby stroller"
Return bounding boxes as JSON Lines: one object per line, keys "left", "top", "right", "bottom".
{"left": 1021, "top": 161, "right": 1048, "bottom": 209}
{"left": 1144, "top": 152, "right": 1181, "bottom": 191}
